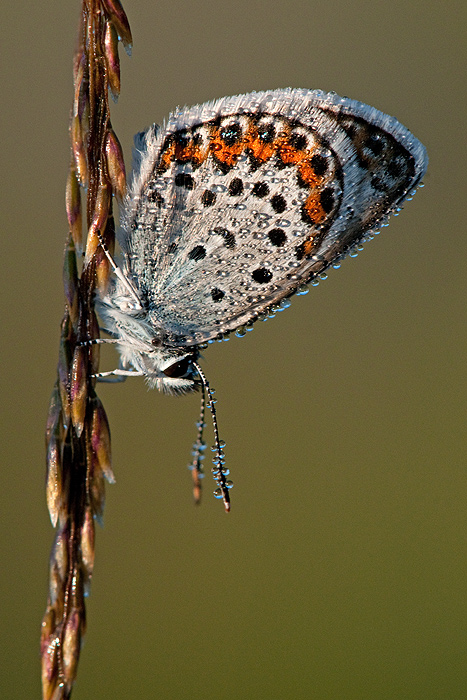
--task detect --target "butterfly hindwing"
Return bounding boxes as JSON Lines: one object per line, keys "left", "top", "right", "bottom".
{"left": 120, "top": 89, "right": 427, "bottom": 346}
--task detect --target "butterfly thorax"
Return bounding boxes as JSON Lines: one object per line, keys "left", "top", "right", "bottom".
{"left": 97, "top": 278, "right": 198, "bottom": 394}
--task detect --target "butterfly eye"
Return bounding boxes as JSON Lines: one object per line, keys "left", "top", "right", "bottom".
{"left": 163, "top": 356, "right": 193, "bottom": 378}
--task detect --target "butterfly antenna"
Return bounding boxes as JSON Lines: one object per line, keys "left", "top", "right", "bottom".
{"left": 192, "top": 361, "right": 231, "bottom": 512}
{"left": 189, "top": 387, "right": 206, "bottom": 505}
{"left": 96, "top": 231, "right": 142, "bottom": 309}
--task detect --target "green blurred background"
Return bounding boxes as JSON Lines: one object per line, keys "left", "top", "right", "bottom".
{"left": 2, "top": 1, "right": 466, "bottom": 698}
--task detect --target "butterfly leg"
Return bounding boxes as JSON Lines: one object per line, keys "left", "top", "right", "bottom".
{"left": 93, "top": 368, "right": 145, "bottom": 382}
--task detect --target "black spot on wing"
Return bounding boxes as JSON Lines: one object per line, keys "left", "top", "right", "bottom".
{"left": 271, "top": 194, "right": 286, "bottom": 213}
{"left": 268, "top": 228, "right": 287, "bottom": 246}
{"left": 213, "top": 227, "right": 236, "bottom": 248}
{"left": 252, "top": 267, "right": 273, "bottom": 284}
{"left": 229, "top": 177, "right": 244, "bottom": 196}
{"left": 252, "top": 182, "right": 270, "bottom": 198}
{"left": 175, "top": 173, "right": 195, "bottom": 190}
{"left": 188, "top": 245, "right": 206, "bottom": 261}
{"left": 310, "top": 153, "right": 328, "bottom": 176}
{"left": 220, "top": 122, "right": 242, "bottom": 146}
{"left": 202, "top": 189, "right": 216, "bottom": 206}
{"left": 211, "top": 287, "right": 225, "bottom": 302}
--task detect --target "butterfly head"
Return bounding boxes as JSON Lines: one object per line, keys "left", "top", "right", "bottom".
{"left": 147, "top": 344, "right": 199, "bottom": 394}
{"left": 97, "top": 282, "right": 199, "bottom": 394}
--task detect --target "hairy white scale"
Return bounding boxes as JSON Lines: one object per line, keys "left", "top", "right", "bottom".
{"left": 98, "top": 88, "right": 428, "bottom": 392}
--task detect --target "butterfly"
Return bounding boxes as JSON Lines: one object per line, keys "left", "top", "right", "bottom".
{"left": 96, "top": 88, "right": 428, "bottom": 509}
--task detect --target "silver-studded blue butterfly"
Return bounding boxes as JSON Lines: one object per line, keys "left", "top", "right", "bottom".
{"left": 96, "top": 88, "right": 428, "bottom": 510}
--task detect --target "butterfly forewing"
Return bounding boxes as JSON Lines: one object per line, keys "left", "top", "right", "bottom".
{"left": 121, "top": 89, "right": 427, "bottom": 346}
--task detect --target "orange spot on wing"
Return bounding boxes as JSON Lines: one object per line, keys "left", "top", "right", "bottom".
{"left": 303, "top": 193, "right": 328, "bottom": 225}
{"left": 190, "top": 143, "right": 209, "bottom": 168}
{"left": 276, "top": 134, "right": 309, "bottom": 166}
{"left": 245, "top": 126, "right": 276, "bottom": 164}
{"left": 298, "top": 159, "right": 323, "bottom": 188}
{"left": 302, "top": 239, "right": 315, "bottom": 256}
{"left": 158, "top": 134, "right": 210, "bottom": 172}
{"left": 209, "top": 129, "right": 244, "bottom": 168}
{"left": 174, "top": 140, "right": 193, "bottom": 163}
{"left": 158, "top": 142, "right": 176, "bottom": 172}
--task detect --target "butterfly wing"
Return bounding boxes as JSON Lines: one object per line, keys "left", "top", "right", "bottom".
{"left": 120, "top": 88, "right": 427, "bottom": 347}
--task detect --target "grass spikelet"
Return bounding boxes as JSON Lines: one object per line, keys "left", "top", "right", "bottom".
{"left": 42, "top": 0, "right": 131, "bottom": 696}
